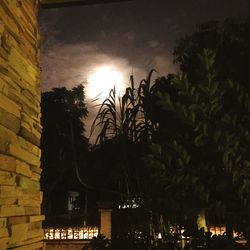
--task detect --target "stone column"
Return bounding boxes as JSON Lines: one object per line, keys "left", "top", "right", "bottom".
{"left": 0, "top": 0, "right": 44, "bottom": 249}
{"left": 99, "top": 208, "right": 112, "bottom": 239}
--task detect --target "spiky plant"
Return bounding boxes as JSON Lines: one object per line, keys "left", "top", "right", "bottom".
{"left": 91, "top": 70, "right": 157, "bottom": 145}
{"left": 90, "top": 71, "right": 159, "bottom": 214}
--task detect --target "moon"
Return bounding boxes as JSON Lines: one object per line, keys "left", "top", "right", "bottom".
{"left": 87, "top": 66, "right": 124, "bottom": 100}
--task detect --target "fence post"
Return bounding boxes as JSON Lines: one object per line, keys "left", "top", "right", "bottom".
{"left": 98, "top": 202, "right": 113, "bottom": 239}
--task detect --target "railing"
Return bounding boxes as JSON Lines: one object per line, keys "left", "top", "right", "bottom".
{"left": 44, "top": 226, "right": 99, "bottom": 240}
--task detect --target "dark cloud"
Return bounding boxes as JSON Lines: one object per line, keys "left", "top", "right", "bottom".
{"left": 40, "top": 41, "right": 147, "bottom": 92}
{"left": 39, "top": 0, "right": 249, "bottom": 80}
{"left": 39, "top": 0, "right": 249, "bottom": 138}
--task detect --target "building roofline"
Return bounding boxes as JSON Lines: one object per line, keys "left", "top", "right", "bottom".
{"left": 40, "top": 0, "right": 133, "bottom": 9}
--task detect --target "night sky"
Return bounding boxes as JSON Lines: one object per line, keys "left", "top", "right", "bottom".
{"left": 39, "top": 0, "right": 249, "bottom": 137}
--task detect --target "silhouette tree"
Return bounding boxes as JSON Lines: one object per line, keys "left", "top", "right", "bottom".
{"left": 147, "top": 49, "right": 250, "bottom": 238}
{"left": 90, "top": 73, "right": 162, "bottom": 242}
{"left": 41, "top": 84, "right": 89, "bottom": 215}
{"left": 90, "top": 49, "right": 250, "bottom": 246}
{"left": 174, "top": 17, "right": 250, "bottom": 93}
{"left": 90, "top": 72, "right": 158, "bottom": 200}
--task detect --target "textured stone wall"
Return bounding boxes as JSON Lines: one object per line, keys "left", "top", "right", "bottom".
{"left": 0, "top": 0, "right": 44, "bottom": 249}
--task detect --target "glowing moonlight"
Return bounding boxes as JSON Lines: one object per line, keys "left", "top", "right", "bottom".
{"left": 87, "top": 66, "right": 124, "bottom": 100}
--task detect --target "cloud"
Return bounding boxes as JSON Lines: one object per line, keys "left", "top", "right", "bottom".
{"left": 148, "top": 40, "right": 159, "bottom": 48}
{"left": 40, "top": 39, "right": 176, "bottom": 139}
{"left": 148, "top": 55, "right": 177, "bottom": 76}
{"left": 38, "top": 8, "right": 60, "bottom": 49}
{"left": 41, "top": 42, "right": 145, "bottom": 91}
{"left": 41, "top": 41, "right": 146, "bottom": 138}
{"left": 123, "top": 32, "right": 135, "bottom": 41}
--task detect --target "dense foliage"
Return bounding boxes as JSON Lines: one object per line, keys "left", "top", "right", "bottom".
{"left": 40, "top": 17, "right": 250, "bottom": 249}
{"left": 90, "top": 49, "right": 250, "bottom": 247}
{"left": 147, "top": 49, "right": 250, "bottom": 235}
{"left": 90, "top": 73, "right": 157, "bottom": 203}
{"left": 41, "top": 84, "right": 89, "bottom": 215}
{"left": 174, "top": 17, "right": 250, "bottom": 92}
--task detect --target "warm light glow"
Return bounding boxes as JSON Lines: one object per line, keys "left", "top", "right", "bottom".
{"left": 87, "top": 66, "right": 124, "bottom": 100}
{"left": 158, "top": 233, "right": 162, "bottom": 239}
{"left": 209, "top": 226, "right": 226, "bottom": 236}
{"left": 44, "top": 227, "right": 99, "bottom": 240}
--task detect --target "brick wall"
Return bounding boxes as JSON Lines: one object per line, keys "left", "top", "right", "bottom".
{"left": 0, "top": 0, "right": 44, "bottom": 249}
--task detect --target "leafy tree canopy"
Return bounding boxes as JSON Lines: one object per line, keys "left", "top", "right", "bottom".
{"left": 92, "top": 49, "right": 250, "bottom": 240}
{"left": 174, "top": 17, "right": 250, "bottom": 92}
{"left": 148, "top": 49, "right": 250, "bottom": 233}
{"left": 41, "top": 84, "right": 89, "bottom": 195}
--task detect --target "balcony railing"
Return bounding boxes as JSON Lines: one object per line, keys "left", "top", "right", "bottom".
{"left": 44, "top": 226, "right": 99, "bottom": 240}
